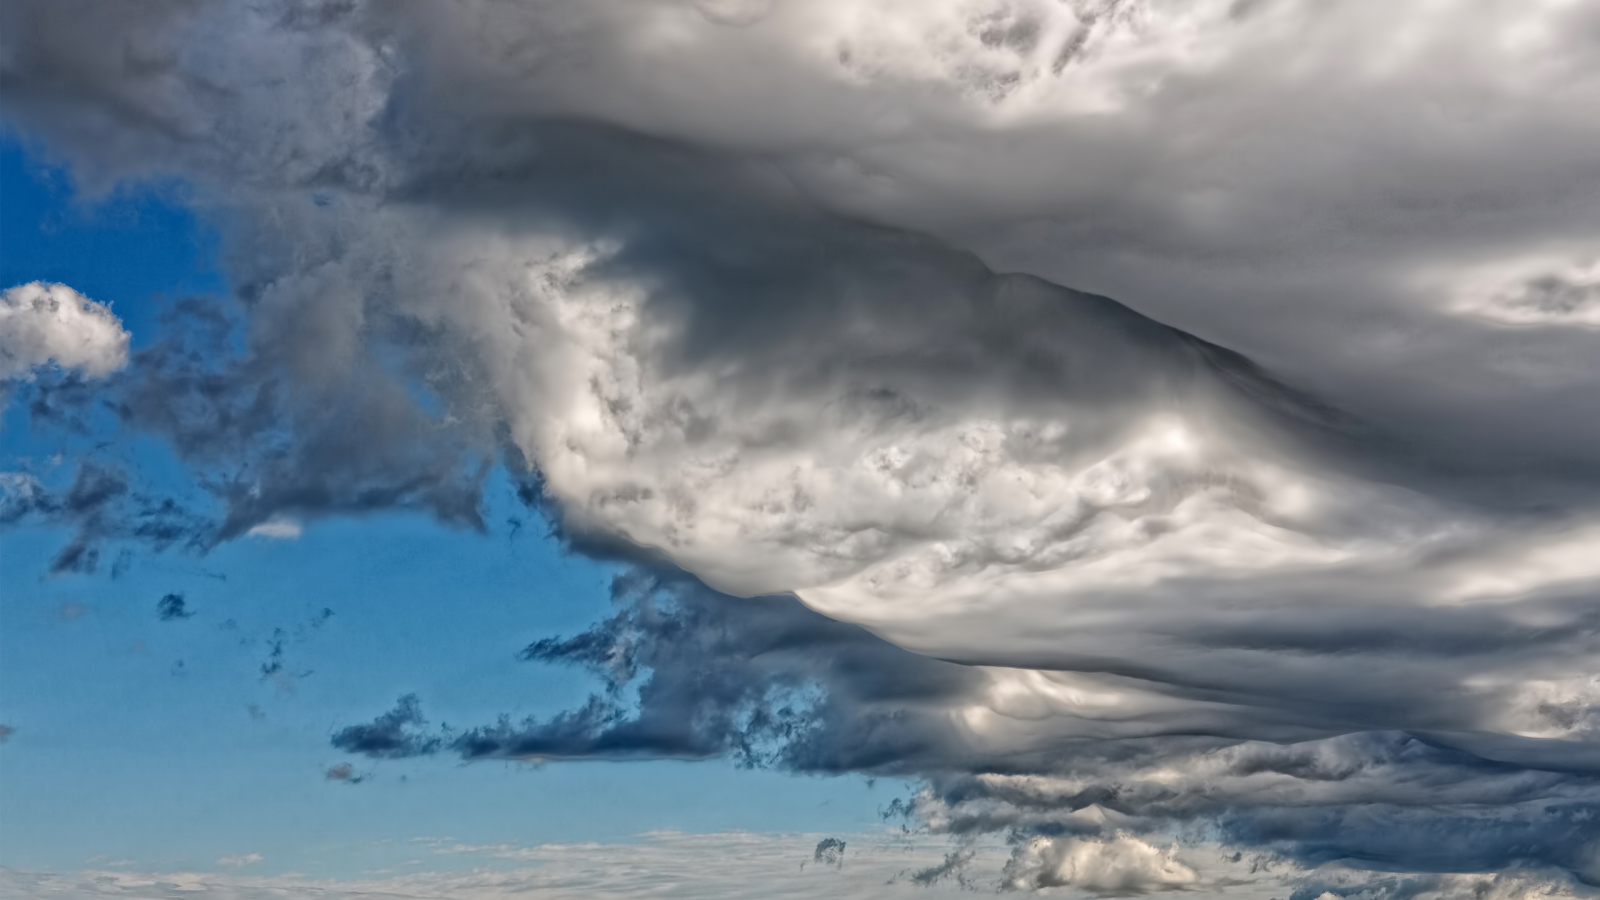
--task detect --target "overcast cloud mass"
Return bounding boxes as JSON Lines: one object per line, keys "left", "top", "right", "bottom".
{"left": 5, "top": 0, "right": 1600, "bottom": 895}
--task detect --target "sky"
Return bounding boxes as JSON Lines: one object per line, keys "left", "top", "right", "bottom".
{"left": 2, "top": 1, "right": 1600, "bottom": 898}
{"left": 0, "top": 138, "right": 899, "bottom": 884}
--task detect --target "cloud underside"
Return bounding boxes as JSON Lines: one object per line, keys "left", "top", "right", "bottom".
{"left": 5, "top": 0, "right": 1600, "bottom": 891}
{"left": 331, "top": 574, "right": 1600, "bottom": 884}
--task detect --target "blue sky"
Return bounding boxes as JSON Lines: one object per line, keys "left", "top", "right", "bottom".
{"left": 0, "top": 136, "right": 891, "bottom": 879}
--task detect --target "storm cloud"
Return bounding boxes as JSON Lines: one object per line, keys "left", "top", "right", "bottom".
{"left": 334, "top": 571, "right": 1600, "bottom": 884}
{"left": 5, "top": 0, "right": 1600, "bottom": 892}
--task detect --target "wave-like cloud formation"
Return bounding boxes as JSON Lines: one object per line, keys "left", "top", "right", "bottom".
{"left": 5, "top": 0, "right": 1600, "bottom": 890}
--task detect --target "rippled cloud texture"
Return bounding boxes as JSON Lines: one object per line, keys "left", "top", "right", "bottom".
{"left": 5, "top": 0, "right": 1600, "bottom": 894}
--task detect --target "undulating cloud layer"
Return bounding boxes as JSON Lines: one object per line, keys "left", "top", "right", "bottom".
{"left": 1, "top": 831, "right": 1590, "bottom": 900}
{"left": 4, "top": 0, "right": 1600, "bottom": 893}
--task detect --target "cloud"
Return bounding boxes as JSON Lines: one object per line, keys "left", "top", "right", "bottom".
{"left": 7, "top": 0, "right": 1600, "bottom": 888}
{"left": 811, "top": 837, "right": 846, "bottom": 869}
{"left": 1003, "top": 833, "right": 1197, "bottom": 894}
{"left": 1, "top": 292, "right": 488, "bottom": 565}
{"left": 9, "top": 832, "right": 1587, "bottom": 900}
{"left": 907, "top": 845, "right": 979, "bottom": 888}
{"left": 0, "top": 282, "right": 129, "bottom": 381}
{"left": 0, "top": 465, "right": 210, "bottom": 574}
{"left": 330, "top": 694, "right": 444, "bottom": 759}
{"left": 340, "top": 571, "right": 985, "bottom": 770}
{"left": 246, "top": 517, "right": 302, "bottom": 540}
{"left": 156, "top": 593, "right": 192, "bottom": 621}
{"left": 1451, "top": 257, "right": 1600, "bottom": 329}
{"left": 323, "top": 762, "right": 366, "bottom": 784}
{"left": 0, "top": 833, "right": 1016, "bottom": 899}
{"left": 330, "top": 572, "right": 1600, "bottom": 881}
{"left": 1291, "top": 872, "right": 1597, "bottom": 900}
{"left": 215, "top": 854, "right": 263, "bottom": 868}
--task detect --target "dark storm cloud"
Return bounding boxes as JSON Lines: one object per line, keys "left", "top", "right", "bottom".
{"left": 342, "top": 569, "right": 984, "bottom": 769}
{"left": 331, "top": 568, "right": 1600, "bottom": 882}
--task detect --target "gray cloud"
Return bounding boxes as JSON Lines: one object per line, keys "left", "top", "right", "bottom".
{"left": 0, "top": 463, "right": 210, "bottom": 574}
{"left": 340, "top": 570, "right": 984, "bottom": 770}
{"left": 331, "top": 571, "right": 1600, "bottom": 882}
{"left": 330, "top": 694, "right": 443, "bottom": 760}
{"left": 6, "top": 0, "right": 1600, "bottom": 890}
{"left": 2, "top": 289, "right": 493, "bottom": 567}
{"left": 811, "top": 837, "right": 846, "bottom": 869}
{"left": 323, "top": 762, "right": 367, "bottom": 784}
{"left": 155, "top": 593, "right": 192, "bottom": 621}
{"left": 108, "top": 298, "right": 493, "bottom": 541}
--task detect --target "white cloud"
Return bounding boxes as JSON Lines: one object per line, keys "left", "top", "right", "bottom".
{"left": 5, "top": 833, "right": 1585, "bottom": 899}
{"left": 0, "top": 282, "right": 130, "bottom": 380}
{"left": 1449, "top": 256, "right": 1600, "bottom": 328}
{"left": 245, "top": 518, "right": 302, "bottom": 540}
{"left": 216, "top": 854, "right": 263, "bottom": 868}
{"left": 1004, "top": 833, "right": 1198, "bottom": 893}
{"left": 0, "top": 832, "right": 1302, "bottom": 899}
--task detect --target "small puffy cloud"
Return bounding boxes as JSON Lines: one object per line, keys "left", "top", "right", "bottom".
{"left": 156, "top": 593, "right": 192, "bottom": 621}
{"left": 812, "top": 837, "right": 846, "bottom": 869}
{"left": 330, "top": 695, "right": 442, "bottom": 759}
{"left": 216, "top": 853, "right": 263, "bottom": 868}
{"left": 0, "top": 282, "right": 129, "bottom": 380}
{"left": 1004, "top": 833, "right": 1198, "bottom": 894}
